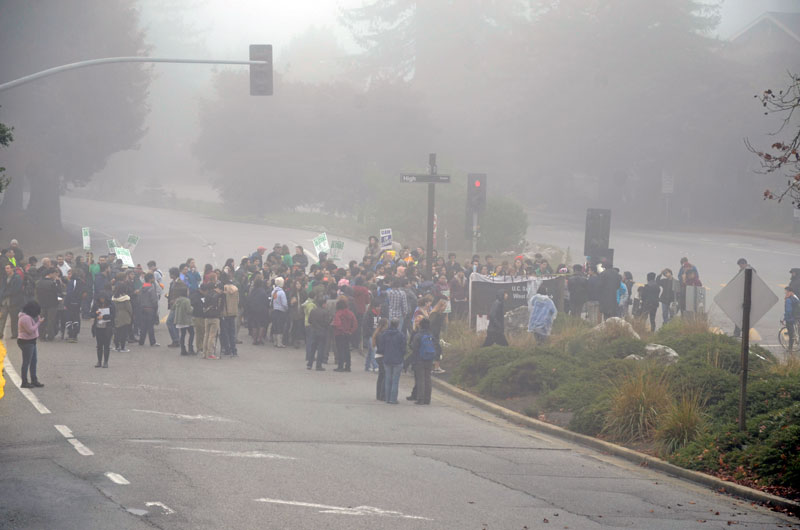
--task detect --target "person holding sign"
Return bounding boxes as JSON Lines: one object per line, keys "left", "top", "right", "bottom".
{"left": 91, "top": 294, "right": 115, "bottom": 368}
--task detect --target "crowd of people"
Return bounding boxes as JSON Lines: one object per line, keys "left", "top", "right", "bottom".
{"left": 4, "top": 234, "right": 798, "bottom": 395}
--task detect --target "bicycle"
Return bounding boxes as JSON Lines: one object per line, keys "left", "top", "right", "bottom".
{"left": 778, "top": 320, "right": 800, "bottom": 352}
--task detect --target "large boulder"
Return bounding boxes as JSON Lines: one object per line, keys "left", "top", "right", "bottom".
{"left": 588, "top": 317, "right": 641, "bottom": 341}
{"left": 644, "top": 343, "right": 680, "bottom": 364}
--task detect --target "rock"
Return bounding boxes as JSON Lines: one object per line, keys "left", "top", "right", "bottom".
{"left": 588, "top": 317, "right": 641, "bottom": 341}
{"left": 624, "top": 354, "right": 644, "bottom": 361}
{"left": 504, "top": 305, "right": 530, "bottom": 331}
{"left": 644, "top": 343, "right": 679, "bottom": 364}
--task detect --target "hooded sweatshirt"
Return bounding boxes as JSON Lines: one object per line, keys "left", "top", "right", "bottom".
{"left": 112, "top": 294, "right": 133, "bottom": 328}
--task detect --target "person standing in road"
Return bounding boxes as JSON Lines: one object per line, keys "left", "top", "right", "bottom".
{"left": 172, "top": 283, "right": 194, "bottom": 356}
{"left": 190, "top": 284, "right": 206, "bottom": 353}
{"left": 112, "top": 285, "right": 133, "bottom": 353}
{"left": 482, "top": 290, "right": 509, "bottom": 347}
{"left": 164, "top": 267, "right": 182, "bottom": 347}
{"left": 380, "top": 319, "right": 406, "bottom": 404}
{"left": 17, "top": 300, "right": 44, "bottom": 388}
{"left": 306, "top": 297, "right": 331, "bottom": 370}
{"left": 373, "top": 318, "right": 389, "bottom": 400}
{"left": 449, "top": 269, "right": 468, "bottom": 320}
{"left": 386, "top": 280, "right": 409, "bottom": 333}
{"left": 332, "top": 298, "right": 357, "bottom": 372}
{"left": 219, "top": 273, "right": 239, "bottom": 356}
{"left": 246, "top": 278, "right": 269, "bottom": 346}
{"left": 362, "top": 298, "right": 382, "bottom": 371}
{"left": 137, "top": 273, "right": 159, "bottom": 347}
{"left": 411, "top": 318, "right": 435, "bottom": 405}
{"left": 91, "top": 294, "right": 115, "bottom": 368}
{"left": 35, "top": 268, "right": 60, "bottom": 342}
{"left": 271, "top": 277, "right": 288, "bottom": 348}
{"left": 64, "top": 269, "right": 87, "bottom": 343}
{"left": 0, "top": 263, "right": 24, "bottom": 340}
{"left": 640, "top": 272, "right": 662, "bottom": 332}
{"left": 202, "top": 281, "right": 223, "bottom": 360}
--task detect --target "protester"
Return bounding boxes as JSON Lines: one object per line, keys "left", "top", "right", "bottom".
{"left": 91, "top": 294, "right": 115, "bottom": 368}
{"left": 411, "top": 318, "right": 435, "bottom": 405}
{"left": 112, "top": 285, "right": 133, "bottom": 353}
{"left": 639, "top": 272, "right": 661, "bottom": 332}
{"left": 482, "top": 290, "right": 509, "bottom": 347}
{"left": 17, "top": 300, "right": 44, "bottom": 388}
{"left": 172, "top": 283, "right": 195, "bottom": 356}
{"left": 528, "top": 285, "right": 557, "bottom": 343}
{"left": 373, "top": 317, "right": 389, "bottom": 400}
{"left": 380, "top": 319, "right": 406, "bottom": 404}
{"left": 332, "top": 298, "right": 357, "bottom": 372}
{"left": 0, "top": 262, "right": 23, "bottom": 339}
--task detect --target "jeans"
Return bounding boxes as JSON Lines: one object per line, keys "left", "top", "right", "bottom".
{"left": 166, "top": 309, "right": 179, "bottom": 344}
{"left": 375, "top": 357, "right": 386, "bottom": 401}
{"left": 219, "top": 316, "right": 237, "bottom": 355}
{"left": 413, "top": 360, "right": 433, "bottom": 404}
{"left": 139, "top": 319, "right": 156, "bottom": 346}
{"left": 661, "top": 302, "right": 672, "bottom": 324}
{"left": 335, "top": 334, "right": 351, "bottom": 370}
{"left": 18, "top": 340, "right": 37, "bottom": 382}
{"left": 384, "top": 363, "right": 403, "bottom": 403}
{"left": 306, "top": 327, "right": 327, "bottom": 367}
{"left": 365, "top": 339, "right": 378, "bottom": 371}
{"left": 95, "top": 326, "right": 112, "bottom": 365}
{"left": 66, "top": 303, "right": 81, "bottom": 339}
{"left": 180, "top": 326, "right": 195, "bottom": 352}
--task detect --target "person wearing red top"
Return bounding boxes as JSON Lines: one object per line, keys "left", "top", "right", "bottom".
{"left": 332, "top": 298, "right": 357, "bottom": 372}
{"left": 351, "top": 276, "right": 371, "bottom": 353}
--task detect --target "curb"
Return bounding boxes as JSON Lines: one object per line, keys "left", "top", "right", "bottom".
{"left": 432, "top": 377, "right": 800, "bottom": 515}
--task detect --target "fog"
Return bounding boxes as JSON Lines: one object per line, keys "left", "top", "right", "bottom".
{"left": 1, "top": 0, "right": 799, "bottom": 244}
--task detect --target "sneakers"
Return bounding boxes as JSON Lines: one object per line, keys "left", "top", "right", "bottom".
{"left": 433, "top": 368, "right": 446, "bottom": 374}
{"left": 206, "top": 355, "right": 219, "bottom": 360}
{"left": 315, "top": 366, "right": 325, "bottom": 371}
{"left": 152, "top": 343, "right": 161, "bottom": 347}
{"left": 167, "top": 342, "right": 180, "bottom": 348}
{"left": 119, "top": 348, "right": 130, "bottom": 353}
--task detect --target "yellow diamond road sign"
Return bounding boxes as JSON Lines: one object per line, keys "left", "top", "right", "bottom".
{"left": 713, "top": 268, "right": 778, "bottom": 327}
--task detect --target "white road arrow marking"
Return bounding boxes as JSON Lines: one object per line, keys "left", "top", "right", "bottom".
{"left": 145, "top": 502, "right": 175, "bottom": 515}
{"left": 132, "top": 409, "right": 234, "bottom": 422}
{"left": 254, "top": 498, "right": 432, "bottom": 520}
{"left": 105, "top": 472, "right": 130, "bottom": 485}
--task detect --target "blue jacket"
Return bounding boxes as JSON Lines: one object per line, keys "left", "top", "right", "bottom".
{"left": 185, "top": 270, "right": 201, "bottom": 292}
{"left": 785, "top": 295, "right": 799, "bottom": 323}
{"left": 379, "top": 328, "right": 407, "bottom": 365}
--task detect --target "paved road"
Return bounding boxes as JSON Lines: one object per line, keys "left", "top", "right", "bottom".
{"left": 0, "top": 199, "right": 797, "bottom": 528}
{"left": 530, "top": 216, "right": 800, "bottom": 354}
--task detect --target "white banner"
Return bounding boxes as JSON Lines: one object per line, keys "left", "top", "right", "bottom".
{"left": 82, "top": 227, "right": 91, "bottom": 251}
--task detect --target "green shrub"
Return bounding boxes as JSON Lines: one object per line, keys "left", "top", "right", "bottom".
{"left": 664, "top": 360, "right": 738, "bottom": 411}
{"left": 476, "top": 354, "right": 568, "bottom": 399}
{"left": 452, "top": 346, "right": 526, "bottom": 388}
{"left": 707, "top": 374, "right": 800, "bottom": 424}
{"left": 603, "top": 365, "right": 673, "bottom": 443}
{"left": 670, "top": 403, "right": 800, "bottom": 488}
{"left": 569, "top": 398, "right": 610, "bottom": 436}
{"left": 653, "top": 330, "right": 775, "bottom": 375}
{"left": 655, "top": 392, "right": 706, "bottom": 455}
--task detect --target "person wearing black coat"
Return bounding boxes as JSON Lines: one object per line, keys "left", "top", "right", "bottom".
{"left": 35, "top": 269, "right": 61, "bottom": 341}
{"left": 482, "top": 290, "right": 509, "bottom": 347}
{"left": 639, "top": 272, "right": 662, "bottom": 332}
{"left": 65, "top": 270, "right": 87, "bottom": 342}
{"left": 657, "top": 268, "right": 676, "bottom": 325}
{"left": 567, "top": 264, "right": 588, "bottom": 316}
{"left": 599, "top": 266, "right": 622, "bottom": 321}
{"left": 246, "top": 278, "right": 270, "bottom": 345}
{"left": 91, "top": 295, "right": 115, "bottom": 368}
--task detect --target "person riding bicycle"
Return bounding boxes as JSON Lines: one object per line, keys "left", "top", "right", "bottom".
{"left": 782, "top": 285, "right": 800, "bottom": 351}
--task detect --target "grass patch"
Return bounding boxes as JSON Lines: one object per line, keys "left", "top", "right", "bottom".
{"left": 603, "top": 365, "right": 672, "bottom": 443}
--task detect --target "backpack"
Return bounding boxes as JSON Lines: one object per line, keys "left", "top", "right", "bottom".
{"left": 419, "top": 333, "right": 437, "bottom": 361}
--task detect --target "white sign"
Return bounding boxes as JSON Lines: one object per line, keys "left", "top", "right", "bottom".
{"left": 661, "top": 171, "right": 674, "bottom": 195}
{"left": 114, "top": 247, "right": 135, "bottom": 268}
{"left": 106, "top": 239, "right": 118, "bottom": 253}
{"left": 312, "top": 233, "right": 330, "bottom": 255}
{"left": 126, "top": 234, "right": 140, "bottom": 252}
{"left": 713, "top": 268, "right": 778, "bottom": 328}
{"left": 82, "top": 227, "right": 91, "bottom": 251}
{"left": 329, "top": 240, "right": 344, "bottom": 261}
{"left": 380, "top": 228, "right": 393, "bottom": 249}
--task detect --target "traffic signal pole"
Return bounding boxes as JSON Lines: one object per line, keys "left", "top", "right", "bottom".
{"left": 426, "top": 154, "right": 437, "bottom": 281}
{"left": 0, "top": 55, "right": 270, "bottom": 93}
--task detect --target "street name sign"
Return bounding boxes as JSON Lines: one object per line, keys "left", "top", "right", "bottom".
{"left": 714, "top": 268, "right": 778, "bottom": 327}
{"left": 400, "top": 174, "right": 451, "bottom": 184}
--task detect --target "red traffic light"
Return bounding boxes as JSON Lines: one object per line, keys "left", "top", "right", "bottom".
{"left": 474, "top": 179, "right": 481, "bottom": 187}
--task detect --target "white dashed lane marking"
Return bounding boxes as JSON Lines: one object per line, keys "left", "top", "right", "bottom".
{"left": 54, "top": 424, "right": 94, "bottom": 456}
{"left": 105, "top": 472, "right": 130, "bottom": 485}
{"left": 145, "top": 502, "right": 175, "bottom": 515}
{"left": 3, "top": 355, "right": 51, "bottom": 414}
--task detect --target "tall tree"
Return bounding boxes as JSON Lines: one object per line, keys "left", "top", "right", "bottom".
{"left": 0, "top": 1, "right": 152, "bottom": 232}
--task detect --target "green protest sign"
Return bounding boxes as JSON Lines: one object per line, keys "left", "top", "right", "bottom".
{"left": 82, "top": 227, "right": 91, "bottom": 251}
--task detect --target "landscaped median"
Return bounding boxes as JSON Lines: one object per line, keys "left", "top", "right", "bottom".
{"left": 436, "top": 316, "right": 800, "bottom": 513}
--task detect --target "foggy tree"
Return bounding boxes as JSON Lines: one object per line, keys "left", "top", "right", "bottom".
{"left": 752, "top": 73, "right": 800, "bottom": 204}
{"left": 193, "top": 70, "right": 432, "bottom": 215}
{"left": 0, "top": 1, "right": 152, "bottom": 233}
{"left": 278, "top": 26, "right": 349, "bottom": 84}
{"left": 0, "top": 114, "right": 12, "bottom": 193}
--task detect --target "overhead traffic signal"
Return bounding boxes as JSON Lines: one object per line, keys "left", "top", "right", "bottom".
{"left": 249, "top": 44, "right": 273, "bottom": 96}
{"left": 467, "top": 173, "right": 487, "bottom": 213}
